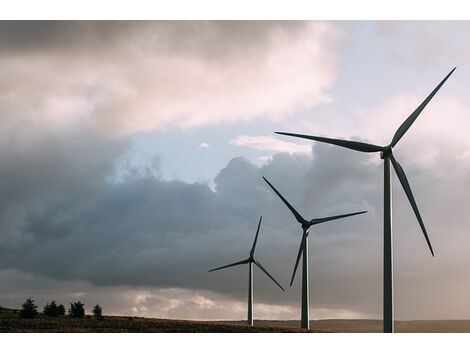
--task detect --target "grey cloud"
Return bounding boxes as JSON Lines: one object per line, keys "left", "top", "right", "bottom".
{"left": 0, "top": 21, "right": 340, "bottom": 136}
{"left": 0, "top": 269, "right": 297, "bottom": 320}
{"left": 0, "top": 21, "right": 305, "bottom": 60}
{"left": 0, "top": 141, "right": 369, "bottom": 294}
{"left": 0, "top": 128, "right": 127, "bottom": 250}
{"left": 1, "top": 133, "right": 470, "bottom": 319}
{"left": 0, "top": 138, "right": 382, "bottom": 317}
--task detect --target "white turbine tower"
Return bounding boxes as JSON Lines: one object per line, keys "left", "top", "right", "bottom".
{"left": 209, "top": 216, "right": 284, "bottom": 326}
{"left": 262, "top": 176, "right": 367, "bottom": 329}
{"left": 275, "top": 68, "right": 456, "bottom": 333}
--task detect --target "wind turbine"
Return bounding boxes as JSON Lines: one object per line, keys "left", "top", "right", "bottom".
{"left": 262, "top": 176, "right": 367, "bottom": 329}
{"left": 209, "top": 216, "right": 284, "bottom": 326}
{"left": 275, "top": 68, "right": 456, "bottom": 333}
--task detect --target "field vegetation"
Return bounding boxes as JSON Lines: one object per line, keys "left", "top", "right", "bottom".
{"left": 4, "top": 304, "right": 469, "bottom": 332}
{"left": 0, "top": 306, "right": 316, "bottom": 333}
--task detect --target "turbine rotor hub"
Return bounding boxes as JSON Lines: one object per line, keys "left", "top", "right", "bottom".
{"left": 380, "top": 146, "right": 393, "bottom": 159}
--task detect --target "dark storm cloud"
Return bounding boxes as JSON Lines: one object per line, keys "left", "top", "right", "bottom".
{"left": 0, "top": 131, "right": 469, "bottom": 319}
{"left": 0, "top": 21, "right": 344, "bottom": 318}
{"left": 0, "top": 128, "right": 127, "bottom": 249}
{"left": 0, "top": 21, "right": 305, "bottom": 60}
{"left": 0, "top": 140, "right": 380, "bottom": 313}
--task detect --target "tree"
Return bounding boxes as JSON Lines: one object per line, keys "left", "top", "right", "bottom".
{"left": 43, "top": 301, "right": 59, "bottom": 317}
{"left": 19, "top": 298, "right": 38, "bottom": 319}
{"left": 93, "top": 304, "right": 103, "bottom": 320}
{"left": 68, "top": 301, "right": 85, "bottom": 318}
{"left": 57, "top": 304, "right": 66, "bottom": 316}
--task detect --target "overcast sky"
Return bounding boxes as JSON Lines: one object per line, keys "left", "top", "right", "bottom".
{"left": 1, "top": 21, "right": 470, "bottom": 320}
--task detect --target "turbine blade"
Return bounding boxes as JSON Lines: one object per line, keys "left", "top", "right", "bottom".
{"left": 390, "top": 154, "right": 434, "bottom": 256}
{"left": 275, "top": 133, "right": 384, "bottom": 153}
{"left": 209, "top": 258, "right": 250, "bottom": 272}
{"left": 250, "top": 216, "right": 263, "bottom": 257}
{"left": 290, "top": 229, "right": 307, "bottom": 287}
{"left": 310, "top": 210, "right": 368, "bottom": 226}
{"left": 254, "top": 260, "right": 285, "bottom": 291}
{"left": 390, "top": 67, "right": 456, "bottom": 147}
{"left": 262, "top": 176, "right": 306, "bottom": 224}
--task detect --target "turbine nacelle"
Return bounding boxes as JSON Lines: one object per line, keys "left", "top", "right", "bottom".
{"left": 380, "top": 146, "right": 393, "bottom": 160}
{"left": 301, "top": 221, "right": 311, "bottom": 231}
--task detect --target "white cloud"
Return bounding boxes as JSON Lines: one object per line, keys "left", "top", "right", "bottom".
{"left": 356, "top": 92, "right": 470, "bottom": 171}
{"left": 281, "top": 82, "right": 467, "bottom": 172}
{"left": 313, "top": 307, "right": 372, "bottom": 320}
{"left": 0, "top": 22, "right": 342, "bottom": 138}
{"left": 230, "top": 135, "right": 312, "bottom": 155}
{"left": 0, "top": 269, "right": 368, "bottom": 321}
{"left": 123, "top": 288, "right": 297, "bottom": 320}
{"left": 199, "top": 142, "right": 210, "bottom": 149}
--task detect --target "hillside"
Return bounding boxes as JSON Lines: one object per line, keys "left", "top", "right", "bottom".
{"left": 0, "top": 307, "right": 317, "bottom": 333}
{"left": 3, "top": 306, "right": 470, "bottom": 332}
{"left": 229, "top": 319, "right": 470, "bottom": 332}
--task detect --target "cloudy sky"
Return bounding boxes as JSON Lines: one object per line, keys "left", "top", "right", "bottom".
{"left": 1, "top": 21, "right": 470, "bottom": 321}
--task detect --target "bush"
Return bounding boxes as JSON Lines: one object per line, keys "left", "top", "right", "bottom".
{"left": 19, "top": 298, "right": 38, "bottom": 319}
{"left": 57, "top": 304, "right": 66, "bottom": 316}
{"left": 93, "top": 304, "right": 103, "bottom": 320}
{"left": 43, "top": 301, "right": 59, "bottom": 317}
{"left": 68, "top": 301, "right": 85, "bottom": 318}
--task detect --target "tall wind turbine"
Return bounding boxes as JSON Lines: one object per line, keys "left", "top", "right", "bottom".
{"left": 209, "top": 216, "right": 284, "bottom": 326}
{"left": 262, "top": 176, "right": 367, "bottom": 329}
{"left": 275, "top": 68, "right": 456, "bottom": 333}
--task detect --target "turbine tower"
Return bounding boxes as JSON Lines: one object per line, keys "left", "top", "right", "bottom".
{"left": 275, "top": 68, "right": 456, "bottom": 333}
{"left": 209, "top": 216, "right": 284, "bottom": 326}
{"left": 262, "top": 176, "right": 367, "bottom": 329}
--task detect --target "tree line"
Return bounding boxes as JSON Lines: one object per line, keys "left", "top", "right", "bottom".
{"left": 19, "top": 298, "right": 103, "bottom": 320}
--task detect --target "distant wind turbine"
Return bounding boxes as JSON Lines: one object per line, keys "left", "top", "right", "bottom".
{"left": 262, "top": 176, "right": 367, "bottom": 329}
{"left": 209, "top": 216, "right": 284, "bottom": 326}
{"left": 275, "top": 67, "right": 456, "bottom": 333}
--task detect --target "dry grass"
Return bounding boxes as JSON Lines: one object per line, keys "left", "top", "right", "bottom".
{"left": 0, "top": 307, "right": 317, "bottom": 333}
{"left": 226, "top": 319, "right": 470, "bottom": 332}
{"left": 3, "top": 306, "right": 468, "bottom": 332}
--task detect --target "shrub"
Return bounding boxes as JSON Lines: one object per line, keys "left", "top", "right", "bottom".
{"left": 19, "top": 298, "right": 38, "bottom": 319}
{"left": 43, "top": 301, "right": 59, "bottom": 317}
{"left": 57, "top": 304, "right": 66, "bottom": 316}
{"left": 93, "top": 304, "right": 103, "bottom": 320}
{"left": 68, "top": 301, "right": 85, "bottom": 318}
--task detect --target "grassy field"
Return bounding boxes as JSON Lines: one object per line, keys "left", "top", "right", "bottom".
{"left": 227, "top": 319, "right": 470, "bottom": 332}
{"left": 3, "top": 306, "right": 470, "bottom": 332}
{"left": 0, "top": 307, "right": 317, "bottom": 333}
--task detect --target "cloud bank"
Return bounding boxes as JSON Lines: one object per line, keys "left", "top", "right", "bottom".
{"left": 2, "top": 138, "right": 470, "bottom": 319}
{"left": 0, "top": 21, "right": 342, "bottom": 137}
